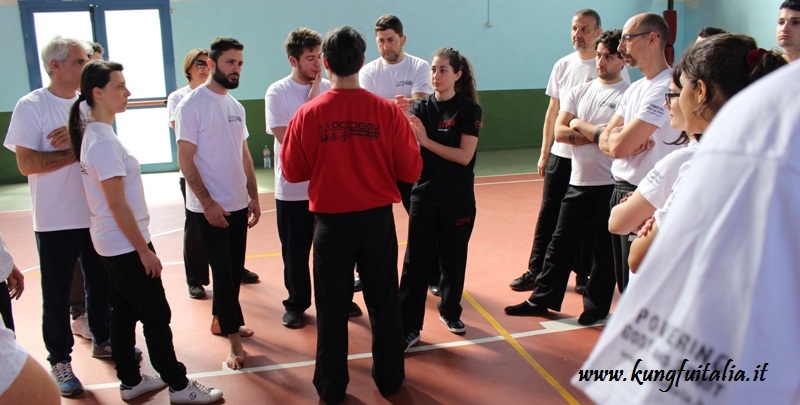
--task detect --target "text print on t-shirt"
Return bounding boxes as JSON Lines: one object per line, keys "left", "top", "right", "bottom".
{"left": 318, "top": 121, "right": 380, "bottom": 143}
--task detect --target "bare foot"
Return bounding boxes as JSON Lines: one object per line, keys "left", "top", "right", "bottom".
{"left": 238, "top": 326, "right": 254, "bottom": 337}
{"left": 210, "top": 318, "right": 254, "bottom": 337}
{"left": 226, "top": 351, "right": 245, "bottom": 370}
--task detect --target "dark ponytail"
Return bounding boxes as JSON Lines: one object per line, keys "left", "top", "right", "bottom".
{"left": 434, "top": 47, "right": 478, "bottom": 103}
{"left": 68, "top": 60, "right": 124, "bottom": 158}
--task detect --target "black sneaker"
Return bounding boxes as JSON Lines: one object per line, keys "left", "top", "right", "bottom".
{"left": 577, "top": 311, "right": 605, "bottom": 326}
{"left": 404, "top": 330, "right": 420, "bottom": 353}
{"left": 575, "top": 275, "right": 589, "bottom": 295}
{"left": 241, "top": 269, "right": 259, "bottom": 284}
{"left": 348, "top": 302, "right": 362, "bottom": 317}
{"left": 509, "top": 271, "right": 536, "bottom": 291}
{"left": 439, "top": 315, "right": 466, "bottom": 334}
{"left": 353, "top": 276, "right": 362, "bottom": 292}
{"left": 281, "top": 311, "right": 303, "bottom": 328}
{"left": 188, "top": 285, "right": 206, "bottom": 299}
{"left": 504, "top": 301, "right": 549, "bottom": 316}
{"left": 429, "top": 285, "right": 440, "bottom": 296}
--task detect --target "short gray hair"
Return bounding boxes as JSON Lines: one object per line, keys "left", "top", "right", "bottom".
{"left": 40, "top": 36, "right": 90, "bottom": 76}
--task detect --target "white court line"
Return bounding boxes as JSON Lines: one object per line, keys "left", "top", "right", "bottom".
{"left": 83, "top": 317, "right": 602, "bottom": 391}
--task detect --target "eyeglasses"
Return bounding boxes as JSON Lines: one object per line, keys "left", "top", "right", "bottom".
{"left": 194, "top": 60, "right": 209, "bottom": 70}
{"left": 664, "top": 91, "right": 680, "bottom": 107}
{"left": 620, "top": 31, "right": 652, "bottom": 44}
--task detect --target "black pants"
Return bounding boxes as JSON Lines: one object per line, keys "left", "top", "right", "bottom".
{"left": 0, "top": 281, "right": 13, "bottom": 331}
{"left": 312, "top": 206, "right": 404, "bottom": 403}
{"left": 276, "top": 199, "right": 314, "bottom": 313}
{"left": 400, "top": 202, "right": 476, "bottom": 332}
{"left": 98, "top": 244, "right": 189, "bottom": 390}
{"left": 398, "top": 181, "right": 441, "bottom": 287}
{"left": 180, "top": 177, "right": 209, "bottom": 287}
{"left": 190, "top": 208, "right": 248, "bottom": 335}
{"left": 527, "top": 155, "right": 592, "bottom": 279}
{"left": 610, "top": 180, "right": 637, "bottom": 293}
{"left": 36, "top": 229, "right": 110, "bottom": 365}
{"left": 528, "top": 185, "right": 616, "bottom": 316}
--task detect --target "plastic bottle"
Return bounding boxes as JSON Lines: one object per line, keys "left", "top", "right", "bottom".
{"left": 263, "top": 145, "right": 272, "bottom": 169}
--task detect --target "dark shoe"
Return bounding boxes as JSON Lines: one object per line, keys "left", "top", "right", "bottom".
{"left": 509, "top": 271, "right": 536, "bottom": 291}
{"left": 349, "top": 302, "right": 362, "bottom": 317}
{"left": 241, "top": 269, "right": 259, "bottom": 284}
{"left": 188, "top": 285, "right": 206, "bottom": 299}
{"left": 353, "top": 276, "right": 362, "bottom": 292}
{"left": 577, "top": 311, "right": 605, "bottom": 326}
{"left": 504, "top": 301, "right": 549, "bottom": 316}
{"left": 281, "top": 311, "right": 303, "bottom": 328}
{"left": 404, "top": 330, "right": 420, "bottom": 353}
{"left": 439, "top": 315, "right": 466, "bottom": 334}
{"left": 429, "top": 284, "right": 440, "bottom": 296}
{"left": 575, "top": 275, "right": 589, "bottom": 295}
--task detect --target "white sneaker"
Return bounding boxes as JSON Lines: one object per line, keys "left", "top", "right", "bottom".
{"left": 169, "top": 380, "right": 223, "bottom": 404}
{"left": 71, "top": 313, "right": 93, "bottom": 340}
{"left": 120, "top": 374, "right": 167, "bottom": 401}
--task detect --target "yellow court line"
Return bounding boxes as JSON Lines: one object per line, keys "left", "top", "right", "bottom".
{"left": 462, "top": 290, "right": 580, "bottom": 405}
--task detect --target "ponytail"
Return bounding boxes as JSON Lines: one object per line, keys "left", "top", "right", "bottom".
{"left": 68, "top": 93, "right": 86, "bottom": 159}
{"left": 747, "top": 48, "right": 787, "bottom": 84}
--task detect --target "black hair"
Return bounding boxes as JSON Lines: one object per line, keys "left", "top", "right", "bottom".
{"left": 374, "top": 14, "right": 403, "bottom": 36}
{"left": 68, "top": 60, "right": 124, "bottom": 156}
{"left": 321, "top": 26, "right": 366, "bottom": 77}
{"left": 433, "top": 47, "right": 478, "bottom": 103}
{"left": 576, "top": 9, "right": 601, "bottom": 28}
{"left": 780, "top": 0, "right": 800, "bottom": 11}
{"left": 595, "top": 29, "right": 622, "bottom": 55}
{"left": 209, "top": 37, "right": 244, "bottom": 63}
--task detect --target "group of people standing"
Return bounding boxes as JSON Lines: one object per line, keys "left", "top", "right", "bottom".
{"left": 3, "top": 2, "right": 798, "bottom": 404}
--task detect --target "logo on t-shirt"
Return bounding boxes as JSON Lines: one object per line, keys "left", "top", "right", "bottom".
{"left": 438, "top": 119, "right": 456, "bottom": 132}
{"left": 227, "top": 115, "right": 242, "bottom": 123}
{"left": 646, "top": 104, "right": 666, "bottom": 117}
{"left": 79, "top": 162, "right": 88, "bottom": 175}
{"left": 318, "top": 121, "right": 380, "bottom": 143}
{"left": 395, "top": 80, "right": 413, "bottom": 88}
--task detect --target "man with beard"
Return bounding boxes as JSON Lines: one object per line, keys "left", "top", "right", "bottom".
{"left": 505, "top": 30, "right": 629, "bottom": 325}
{"left": 511, "top": 9, "right": 627, "bottom": 295}
{"left": 265, "top": 28, "right": 361, "bottom": 329}
{"left": 777, "top": 0, "right": 800, "bottom": 62}
{"left": 176, "top": 37, "right": 260, "bottom": 370}
{"left": 360, "top": 14, "right": 437, "bottom": 294}
{"left": 598, "top": 13, "right": 681, "bottom": 292}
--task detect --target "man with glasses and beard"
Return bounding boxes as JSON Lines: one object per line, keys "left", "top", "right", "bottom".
{"left": 176, "top": 37, "right": 260, "bottom": 371}
{"left": 598, "top": 13, "right": 681, "bottom": 292}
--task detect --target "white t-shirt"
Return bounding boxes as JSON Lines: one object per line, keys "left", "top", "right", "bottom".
{"left": 3, "top": 88, "right": 91, "bottom": 232}
{"left": 265, "top": 76, "right": 330, "bottom": 201}
{"left": 0, "top": 233, "right": 13, "bottom": 282}
{"left": 176, "top": 85, "right": 250, "bottom": 213}
{"left": 611, "top": 68, "right": 683, "bottom": 185}
{"left": 167, "top": 85, "right": 193, "bottom": 123}
{"left": 359, "top": 53, "right": 433, "bottom": 99}
{"left": 0, "top": 317, "right": 27, "bottom": 396}
{"left": 560, "top": 79, "right": 630, "bottom": 186}
{"left": 653, "top": 158, "right": 692, "bottom": 226}
{"left": 546, "top": 52, "right": 632, "bottom": 160}
{"left": 575, "top": 62, "right": 800, "bottom": 405}
{"left": 80, "top": 122, "right": 150, "bottom": 257}
{"left": 639, "top": 140, "right": 698, "bottom": 209}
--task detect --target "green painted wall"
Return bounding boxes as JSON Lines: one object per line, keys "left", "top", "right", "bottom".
{"left": 0, "top": 88, "right": 549, "bottom": 184}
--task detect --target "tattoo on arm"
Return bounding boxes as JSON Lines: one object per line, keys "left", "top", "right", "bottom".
{"left": 569, "top": 130, "right": 577, "bottom": 145}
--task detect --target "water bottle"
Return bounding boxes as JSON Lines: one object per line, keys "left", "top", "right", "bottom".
{"left": 263, "top": 145, "right": 272, "bottom": 169}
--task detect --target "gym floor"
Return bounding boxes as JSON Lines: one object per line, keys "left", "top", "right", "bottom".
{"left": 1, "top": 148, "right": 617, "bottom": 404}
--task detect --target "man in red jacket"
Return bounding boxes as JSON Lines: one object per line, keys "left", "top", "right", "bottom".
{"left": 281, "top": 25, "right": 421, "bottom": 405}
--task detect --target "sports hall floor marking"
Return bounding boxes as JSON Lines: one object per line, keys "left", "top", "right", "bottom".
{"left": 462, "top": 291, "right": 581, "bottom": 404}
{"left": 83, "top": 315, "right": 601, "bottom": 392}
